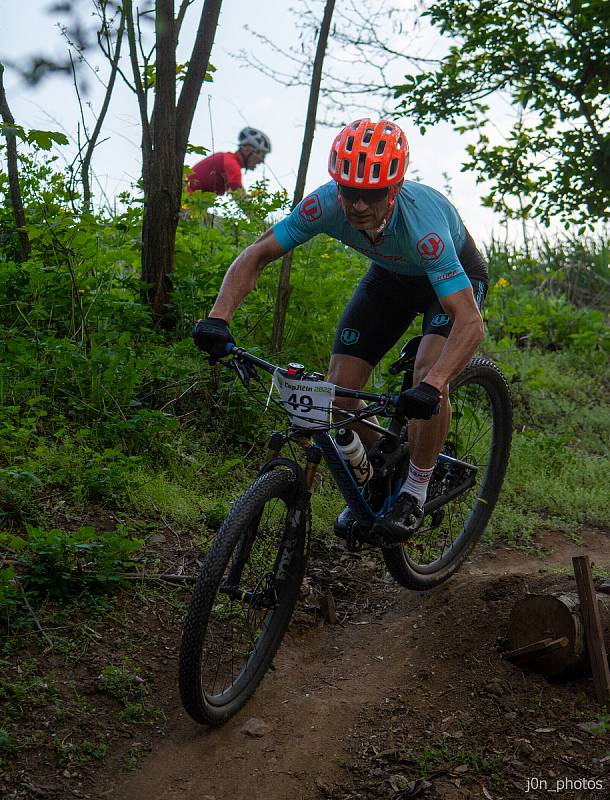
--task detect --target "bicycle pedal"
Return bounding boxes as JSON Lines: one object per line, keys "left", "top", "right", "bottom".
{"left": 371, "top": 517, "right": 421, "bottom": 546}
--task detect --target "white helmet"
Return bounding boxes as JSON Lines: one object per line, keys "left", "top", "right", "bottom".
{"left": 238, "top": 127, "right": 272, "bottom": 156}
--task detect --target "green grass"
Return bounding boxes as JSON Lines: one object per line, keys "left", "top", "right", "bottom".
{"left": 481, "top": 345, "right": 610, "bottom": 545}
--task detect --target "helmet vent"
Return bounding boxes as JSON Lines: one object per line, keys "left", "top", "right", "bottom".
{"left": 357, "top": 152, "right": 366, "bottom": 180}
{"left": 346, "top": 136, "right": 354, "bottom": 153}
{"left": 371, "top": 163, "right": 381, "bottom": 181}
{"left": 362, "top": 128, "right": 373, "bottom": 146}
{"left": 330, "top": 151, "right": 337, "bottom": 172}
{"left": 388, "top": 158, "right": 399, "bottom": 179}
{"left": 384, "top": 124, "right": 394, "bottom": 135}
{"left": 341, "top": 159, "right": 351, "bottom": 179}
{"left": 375, "top": 140, "right": 386, "bottom": 156}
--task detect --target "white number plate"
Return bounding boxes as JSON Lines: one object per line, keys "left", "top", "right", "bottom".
{"left": 272, "top": 370, "right": 335, "bottom": 430}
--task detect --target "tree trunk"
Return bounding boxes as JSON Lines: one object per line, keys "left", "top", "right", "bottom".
{"left": 141, "top": 0, "right": 178, "bottom": 324}
{"left": 271, "top": 0, "right": 336, "bottom": 354}
{"left": 137, "top": 0, "right": 223, "bottom": 325}
{"left": 0, "top": 63, "right": 30, "bottom": 261}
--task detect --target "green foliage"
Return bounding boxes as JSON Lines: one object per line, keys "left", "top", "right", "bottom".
{"left": 0, "top": 728, "right": 17, "bottom": 753}
{"left": 0, "top": 148, "right": 607, "bottom": 557}
{"left": 53, "top": 736, "right": 108, "bottom": 766}
{"left": 0, "top": 658, "right": 54, "bottom": 710}
{"left": 0, "top": 568, "right": 20, "bottom": 625}
{"left": 394, "top": 0, "right": 610, "bottom": 226}
{"left": 99, "top": 659, "right": 144, "bottom": 702}
{"left": 1, "top": 525, "right": 143, "bottom": 598}
{"left": 100, "top": 658, "right": 162, "bottom": 724}
{"left": 485, "top": 282, "right": 610, "bottom": 352}
{"left": 0, "top": 123, "right": 69, "bottom": 150}
{"left": 592, "top": 716, "right": 609, "bottom": 736}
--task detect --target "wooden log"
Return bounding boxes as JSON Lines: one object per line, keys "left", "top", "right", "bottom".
{"left": 573, "top": 556, "right": 610, "bottom": 704}
{"left": 318, "top": 592, "right": 337, "bottom": 625}
{"left": 506, "top": 591, "right": 610, "bottom": 678}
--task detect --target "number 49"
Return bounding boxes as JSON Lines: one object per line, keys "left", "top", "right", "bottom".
{"left": 287, "top": 393, "right": 313, "bottom": 413}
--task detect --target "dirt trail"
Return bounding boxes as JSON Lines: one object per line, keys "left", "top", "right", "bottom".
{"left": 106, "top": 529, "right": 610, "bottom": 800}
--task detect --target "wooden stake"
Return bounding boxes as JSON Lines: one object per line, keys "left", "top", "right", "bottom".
{"left": 572, "top": 556, "right": 610, "bottom": 705}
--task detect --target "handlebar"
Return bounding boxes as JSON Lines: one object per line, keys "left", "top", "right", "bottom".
{"left": 225, "top": 343, "right": 395, "bottom": 404}
{"left": 222, "top": 343, "right": 438, "bottom": 421}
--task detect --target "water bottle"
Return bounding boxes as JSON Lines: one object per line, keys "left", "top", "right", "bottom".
{"left": 335, "top": 428, "right": 373, "bottom": 485}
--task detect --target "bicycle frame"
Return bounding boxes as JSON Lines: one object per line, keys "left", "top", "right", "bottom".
{"left": 225, "top": 344, "right": 478, "bottom": 536}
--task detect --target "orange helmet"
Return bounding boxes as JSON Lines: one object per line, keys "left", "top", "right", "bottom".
{"left": 328, "top": 119, "right": 409, "bottom": 188}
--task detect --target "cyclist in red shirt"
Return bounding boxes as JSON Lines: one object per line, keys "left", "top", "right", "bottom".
{"left": 187, "top": 127, "right": 272, "bottom": 195}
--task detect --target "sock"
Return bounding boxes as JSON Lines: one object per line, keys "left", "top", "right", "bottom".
{"left": 400, "top": 461, "right": 435, "bottom": 505}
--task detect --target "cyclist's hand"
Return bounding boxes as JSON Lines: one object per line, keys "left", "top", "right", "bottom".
{"left": 397, "top": 382, "right": 441, "bottom": 420}
{"left": 192, "top": 317, "right": 235, "bottom": 364}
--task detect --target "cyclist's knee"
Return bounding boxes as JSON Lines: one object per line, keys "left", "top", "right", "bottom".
{"left": 327, "top": 353, "right": 372, "bottom": 390}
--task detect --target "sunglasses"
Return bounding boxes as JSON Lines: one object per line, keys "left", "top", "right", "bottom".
{"left": 339, "top": 185, "right": 390, "bottom": 204}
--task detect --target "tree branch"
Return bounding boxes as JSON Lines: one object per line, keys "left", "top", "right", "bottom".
{"left": 175, "top": 0, "right": 195, "bottom": 43}
{"left": 124, "top": 0, "right": 152, "bottom": 171}
{"left": 175, "top": 0, "right": 223, "bottom": 166}
{"left": 82, "top": 8, "right": 126, "bottom": 208}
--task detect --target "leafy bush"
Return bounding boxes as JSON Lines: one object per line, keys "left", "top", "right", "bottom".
{"left": 1, "top": 525, "right": 143, "bottom": 598}
{"left": 484, "top": 280, "right": 609, "bottom": 352}
{"left": 0, "top": 145, "right": 608, "bottom": 547}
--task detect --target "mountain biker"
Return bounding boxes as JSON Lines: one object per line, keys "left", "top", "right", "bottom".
{"left": 193, "top": 118, "right": 488, "bottom": 542}
{"left": 187, "top": 127, "right": 272, "bottom": 196}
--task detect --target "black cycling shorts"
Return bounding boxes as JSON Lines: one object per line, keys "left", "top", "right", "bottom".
{"left": 332, "top": 232, "right": 488, "bottom": 367}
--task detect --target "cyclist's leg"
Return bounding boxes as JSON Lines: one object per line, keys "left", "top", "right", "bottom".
{"left": 329, "top": 264, "right": 418, "bottom": 449}
{"left": 327, "top": 353, "right": 377, "bottom": 448}
{"left": 409, "top": 278, "right": 489, "bottom": 469}
{"left": 408, "top": 334, "right": 451, "bottom": 468}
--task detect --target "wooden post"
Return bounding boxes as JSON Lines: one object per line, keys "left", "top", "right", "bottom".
{"left": 572, "top": 556, "right": 610, "bottom": 705}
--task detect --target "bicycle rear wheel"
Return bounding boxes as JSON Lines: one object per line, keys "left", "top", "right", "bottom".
{"left": 383, "top": 357, "right": 512, "bottom": 590}
{"left": 179, "top": 469, "right": 308, "bottom": 725}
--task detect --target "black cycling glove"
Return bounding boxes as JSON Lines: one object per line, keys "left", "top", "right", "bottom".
{"left": 397, "top": 381, "right": 441, "bottom": 420}
{"left": 192, "top": 317, "right": 235, "bottom": 364}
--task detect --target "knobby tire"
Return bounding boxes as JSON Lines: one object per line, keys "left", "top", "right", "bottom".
{"left": 382, "top": 357, "right": 512, "bottom": 590}
{"left": 179, "top": 469, "right": 307, "bottom": 725}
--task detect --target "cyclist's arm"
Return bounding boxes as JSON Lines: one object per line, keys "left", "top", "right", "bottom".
{"left": 209, "top": 228, "right": 286, "bottom": 323}
{"left": 421, "top": 287, "right": 484, "bottom": 391}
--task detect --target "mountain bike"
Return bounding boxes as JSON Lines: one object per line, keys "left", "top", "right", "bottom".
{"left": 179, "top": 336, "right": 512, "bottom": 725}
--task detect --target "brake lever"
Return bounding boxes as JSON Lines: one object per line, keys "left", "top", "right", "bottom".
{"left": 230, "top": 357, "right": 258, "bottom": 386}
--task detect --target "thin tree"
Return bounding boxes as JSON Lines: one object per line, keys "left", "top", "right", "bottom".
{"left": 238, "top": 0, "right": 435, "bottom": 126}
{"left": 122, "top": 0, "right": 223, "bottom": 324}
{"left": 270, "top": 0, "right": 336, "bottom": 353}
{"left": 81, "top": 4, "right": 126, "bottom": 209}
{"left": 0, "top": 63, "right": 30, "bottom": 261}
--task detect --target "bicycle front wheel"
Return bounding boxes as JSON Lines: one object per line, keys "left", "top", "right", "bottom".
{"left": 383, "top": 357, "right": 512, "bottom": 590}
{"left": 179, "top": 469, "right": 308, "bottom": 725}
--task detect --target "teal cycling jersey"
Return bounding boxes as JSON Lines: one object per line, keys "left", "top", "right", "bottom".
{"left": 273, "top": 180, "right": 473, "bottom": 299}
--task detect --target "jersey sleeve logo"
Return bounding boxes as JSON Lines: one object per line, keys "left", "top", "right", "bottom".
{"left": 416, "top": 232, "right": 445, "bottom": 261}
{"left": 299, "top": 193, "right": 322, "bottom": 222}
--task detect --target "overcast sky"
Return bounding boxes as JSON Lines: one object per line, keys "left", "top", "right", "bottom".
{"left": 1, "top": 0, "right": 522, "bottom": 243}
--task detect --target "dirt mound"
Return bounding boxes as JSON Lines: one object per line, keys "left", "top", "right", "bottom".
{"left": 108, "top": 529, "right": 609, "bottom": 800}
{"left": 2, "top": 527, "right": 608, "bottom": 800}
